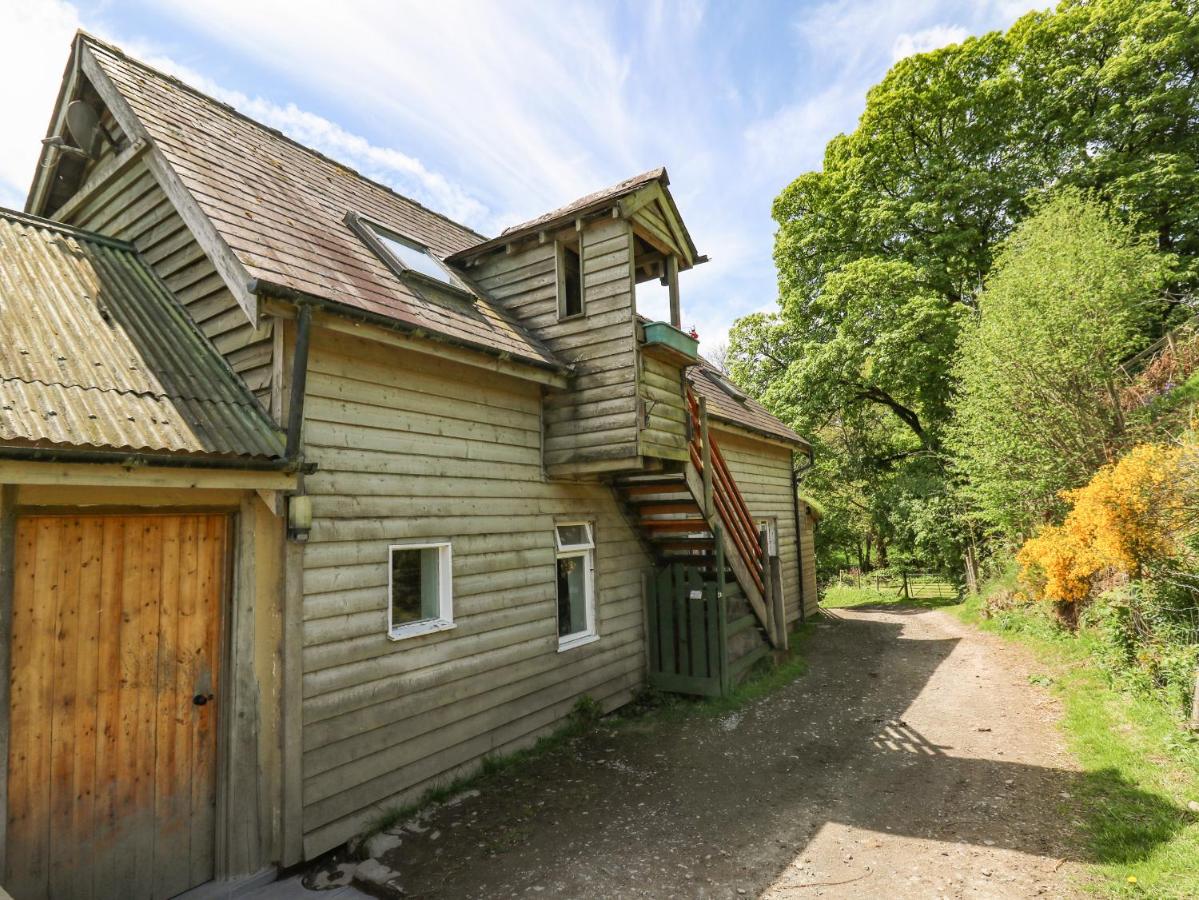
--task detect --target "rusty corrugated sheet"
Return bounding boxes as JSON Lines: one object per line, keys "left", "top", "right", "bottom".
{"left": 0, "top": 210, "right": 285, "bottom": 459}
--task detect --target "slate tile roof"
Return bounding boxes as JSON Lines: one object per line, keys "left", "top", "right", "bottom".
{"left": 0, "top": 208, "right": 285, "bottom": 460}
{"left": 84, "top": 37, "right": 562, "bottom": 371}
{"left": 687, "top": 360, "right": 807, "bottom": 448}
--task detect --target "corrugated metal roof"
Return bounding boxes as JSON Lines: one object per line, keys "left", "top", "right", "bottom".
{"left": 0, "top": 209, "right": 285, "bottom": 460}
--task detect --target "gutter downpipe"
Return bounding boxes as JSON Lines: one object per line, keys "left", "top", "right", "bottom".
{"left": 285, "top": 302, "right": 313, "bottom": 461}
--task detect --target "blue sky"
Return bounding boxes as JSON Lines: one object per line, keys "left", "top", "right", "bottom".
{"left": 1, "top": 0, "right": 1044, "bottom": 350}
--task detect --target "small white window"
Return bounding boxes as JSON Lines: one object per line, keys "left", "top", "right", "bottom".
{"left": 388, "top": 542, "right": 454, "bottom": 640}
{"left": 555, "top": 522, "right": 597, "bottom": 650}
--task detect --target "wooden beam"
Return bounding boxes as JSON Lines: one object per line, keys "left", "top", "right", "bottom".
{"left": 0, "top": 484, "right": 15, "bottom": 879}
{"left": 280, "top": 539, "right": 305, "bottom": 864}
{"left": 49, "top": 137, "right": 148, "bottom": 222}
{"left": 79, "top": 45, "right": 260, "bottom": 326}
{"left": 0, "top": 460, "right": 298, "bottom": 491}
{"left": 699, "top": 397, "right": 714, "bottom": 517}
{"left": 667, "top": 253, "right": 681, "bottom": 329}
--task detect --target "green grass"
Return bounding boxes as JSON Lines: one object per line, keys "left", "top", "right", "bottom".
{"left": 954, "top": 593, "right": 1199, "bottom": 897}
{"left": 821, "top": 581, "right": 960, "bottom": 610}
{"left": 356, "top": 622, "right": 818, "bottom": 846}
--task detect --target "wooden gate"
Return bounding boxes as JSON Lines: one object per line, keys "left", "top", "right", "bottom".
{"left": 6, "top": 513, "right": 228, "bottom": 900}
{"left": 646, "top": 562, "right": 729, "bottom": 697}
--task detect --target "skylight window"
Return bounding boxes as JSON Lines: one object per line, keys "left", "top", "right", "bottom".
{"left": 373, "top": 230, "right": 453, "bottom": 285}
{"left": 345, "top": 211, "right": 466, "bottom": 296}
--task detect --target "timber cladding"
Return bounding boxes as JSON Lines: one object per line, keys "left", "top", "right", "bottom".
{"left": 59, "top": 156, "right": 275, "bottom": 410}
{"left": 472, "top": 218, "right": 641, "bottom": 470}
{"left": 6, "top": 513, "right": 228, "bottom": 900}
{"left": 297, "top": 327, "right": 650, "bottom": 855}
{"left": 712, "top": 428, "right": 807, "bottom": 624}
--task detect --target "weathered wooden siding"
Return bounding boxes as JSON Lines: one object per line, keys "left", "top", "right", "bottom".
{"left": 472, "top": 218, "right": 640, "bottom": 471}
{"left": 712, "top": 427, "right": 802, "bottom": 626}
{"left": 637, "top": 354, "right": 688, "bottom": 462}
{"left": 59, "top": 157, "right": 275, "bottom": 410}
{"left": 297, "top": 327, "right": 652, "bottom": 855}
{"left": 799, "top": 503, "right": 819, "bottom": 617}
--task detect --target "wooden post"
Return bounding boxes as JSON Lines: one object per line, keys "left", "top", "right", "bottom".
{"left": 1191, "top": 666, "right": 1199, "bottom": 731}
{"left": 0, "top": 484, "right": 15, "bottom": 879}
{"left": 903, "top": 571, "right": 910, "bottom": 600}
{"left": 699, "top": 396, "right": 713, "bottom": 518}
{"left": 666, "top": 254, "right": 681, "bottom": 328}
{"left": 759, "top": 526, "right": 777, "bottom": 646}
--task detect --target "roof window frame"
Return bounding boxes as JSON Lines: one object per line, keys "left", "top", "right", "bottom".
{"left": 345, "top": 211, "right": 475, "bottom": 303}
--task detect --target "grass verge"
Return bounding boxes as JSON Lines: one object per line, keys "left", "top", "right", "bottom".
{"left": 821, "top": 582, "right": 960, "bottom": 611}
{"left": 954, "top": 592, "right": 1199, "bottom": 898}
{"left": 356, "top": 621, "right": 818, "bottom": 846}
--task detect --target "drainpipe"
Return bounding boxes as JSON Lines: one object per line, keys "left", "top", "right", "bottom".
{"left": 285, "top": 303, "right": 313, "bottom": 461}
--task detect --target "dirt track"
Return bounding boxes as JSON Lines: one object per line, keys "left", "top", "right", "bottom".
{"left": 356, "top": 606, "right": 1095, "bottom": 898}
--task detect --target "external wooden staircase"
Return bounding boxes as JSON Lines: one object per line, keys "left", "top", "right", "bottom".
{"left": 612, "top": 387, "right": 789, "bottom": 694}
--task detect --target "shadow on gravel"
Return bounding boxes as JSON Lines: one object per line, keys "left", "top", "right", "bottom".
{"left": 354, "top": 614, "right": 1192, "bottom": 899}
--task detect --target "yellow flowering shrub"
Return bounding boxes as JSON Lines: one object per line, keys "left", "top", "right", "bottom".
{"left": 1017, "top": 443, "right": 1187, "bottom": 603}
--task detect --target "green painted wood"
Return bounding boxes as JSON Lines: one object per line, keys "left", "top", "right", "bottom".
{"left": 656, "top": 565, "right": 676, "bottom": 677}
{"left": 674, "top": 565, "right": 690, "bottom": 678}
{"left": 646, "top": 574, "right": 661, "bottom": 675}
{"left": 687, "top": 569, "right": 706, "bottom": 677}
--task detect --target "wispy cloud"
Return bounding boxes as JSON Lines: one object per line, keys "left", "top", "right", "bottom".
{"left": 0, "top": 0, "right": 81, "bottom": 209}
{"left": 892, "top": 24, "right": 970, "bottom": 61}
{"left": 0, "top": 0, "right": 1053, "bottom": 350}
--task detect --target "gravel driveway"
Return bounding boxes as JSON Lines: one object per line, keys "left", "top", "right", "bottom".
{"left": 298, "top": 606, "right": 1105, "bottom": 898}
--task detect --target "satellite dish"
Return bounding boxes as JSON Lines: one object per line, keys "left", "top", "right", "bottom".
{"left": 65, "top": 100, "right": 103, "bottom": 159}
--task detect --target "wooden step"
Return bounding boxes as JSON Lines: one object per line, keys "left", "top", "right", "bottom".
{"left": 656, "top": 538, "right": 714, "bottom": 551}
{"left": 636, "top": 502, "right": 701, "bottom": 516}
{"left": 639, "top": 519, "right": 709, "bottom": 532}
{"left": 619, "top": 481, "right": 688, "bottom": 496}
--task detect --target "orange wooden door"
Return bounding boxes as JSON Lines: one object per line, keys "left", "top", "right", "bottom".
{"left": 6, "top": 514, "right": 227, "bottom": 900}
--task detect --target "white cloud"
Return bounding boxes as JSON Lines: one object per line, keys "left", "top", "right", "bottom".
{"left": 0, "top": 0, "right": 81, "bottom": 209}
{"left": 115, "top": 42, "right": 493, "bottom": 228}
{"left": 149, "top": 0, "right": 646, "bottom": 233}
{"left": 892, "top": 24, "right": 970, "bottom": 62}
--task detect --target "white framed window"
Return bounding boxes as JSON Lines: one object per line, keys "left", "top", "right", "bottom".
{"left": 555, "top": 521, "right": 597, "bottom": 651}
{"left": 556, "top": 240, "right": 584, "bottom": 319}
{"left": 388, "top": 541, "right": 454, "bottom": 640}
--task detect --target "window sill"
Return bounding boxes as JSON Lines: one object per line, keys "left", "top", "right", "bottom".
{"left": 388, "top": 618, "right": 456, "bottom": 642}
{"left": 557, "top": 632, "right": 599, "bottom": 653}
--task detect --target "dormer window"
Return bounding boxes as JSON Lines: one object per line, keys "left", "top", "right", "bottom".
{"left": 557, "top": 241, "right": 583, "bottom": 319}
{"left": 346, "top": 211, "right": 469, "bottom": 299}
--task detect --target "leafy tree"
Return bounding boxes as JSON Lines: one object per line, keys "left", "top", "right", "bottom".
{"left": 731, "top": 0, "right": 1197, "bottom": 571}
{"left": 949, "top": 191, "right": 1172, "bottom": 535}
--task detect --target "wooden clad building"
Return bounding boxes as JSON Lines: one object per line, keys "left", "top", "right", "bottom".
{"left": 0, "top": 32, "right": 818, "bottom": 897}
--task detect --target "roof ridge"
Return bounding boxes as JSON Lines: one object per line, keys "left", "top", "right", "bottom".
{"left": 76, "top": 31, "right": 491, "bottom": 244}
{"left": 0, "top": 204, "right": 135, "bottom": 250}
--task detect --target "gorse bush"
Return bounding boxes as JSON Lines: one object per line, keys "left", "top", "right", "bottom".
{"left": 1017, "top": 443, "right": 1189, "bottom": 603}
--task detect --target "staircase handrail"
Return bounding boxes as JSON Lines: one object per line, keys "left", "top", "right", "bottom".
{"left": 686, "top": 387, "right": 765, "bottom": 593}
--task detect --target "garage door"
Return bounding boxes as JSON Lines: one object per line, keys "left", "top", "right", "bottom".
{"left": 6, "top": 513, "right": 228, "bottom": 900}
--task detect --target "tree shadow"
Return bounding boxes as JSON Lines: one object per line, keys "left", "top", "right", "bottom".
{"left": 366, "top": 613, "right": 1192, "bottom": 899}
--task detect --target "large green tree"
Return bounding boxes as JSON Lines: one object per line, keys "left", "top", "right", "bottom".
{"left": 949, "top": 191, "right": 1172, "bottom": 536}
{"left": 730, "top": 0, "right": 1197, "bottom": 569}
